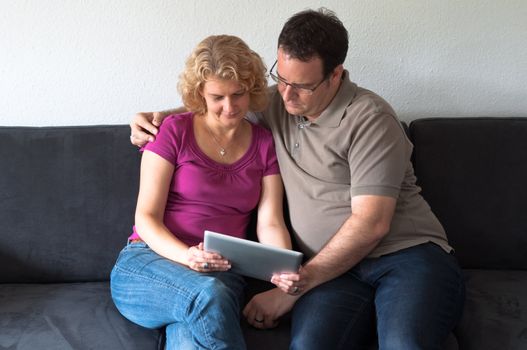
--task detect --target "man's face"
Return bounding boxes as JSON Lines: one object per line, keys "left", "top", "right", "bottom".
{"left": 274, "top": 48, "right": 337, "bottom": 120}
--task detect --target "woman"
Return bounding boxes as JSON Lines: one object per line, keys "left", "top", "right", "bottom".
{"left": 110, "top": 35, "right": 292, "bottom": 349}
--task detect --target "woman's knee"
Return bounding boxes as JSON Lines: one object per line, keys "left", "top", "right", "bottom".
{"left": 194, "top": 277, "right": 241, "bottom": 312}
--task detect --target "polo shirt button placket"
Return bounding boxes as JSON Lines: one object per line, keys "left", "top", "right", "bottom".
{"left": 293, "top": 117, "right": 307, "bottom": 158}
{"left": 294, "top": 125, "right": 302, "bottom": 158}
{"left": 292, "top": 141, "right": 300, "bottom": 158}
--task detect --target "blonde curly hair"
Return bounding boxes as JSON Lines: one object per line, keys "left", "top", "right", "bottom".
{"left": 178, "top": 35, "right": 268, "bottom": 115}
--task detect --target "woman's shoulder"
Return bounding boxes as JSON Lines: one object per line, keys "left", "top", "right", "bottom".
{"left": 164, "top": 112, "right": 193, "bottom": 126}
{"left": 248, "top": 119, "right": 275, "bottom": 155}
{"left": 159, "top": 112, "right": 194, "bottom": 135}
{"left": 249, "top": 119, "right": 273, "bottom": 139}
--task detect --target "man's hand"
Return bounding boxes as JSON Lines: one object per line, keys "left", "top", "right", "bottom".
{"left": 243, "top": 288, "right": 299, "bottom": 329}
{"left": 129, "top": 111, "right": 169, "bottom": 147}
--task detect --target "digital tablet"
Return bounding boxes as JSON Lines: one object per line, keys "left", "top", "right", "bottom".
{"left": 203, "top": 230, "right": 303, "bottom": 281}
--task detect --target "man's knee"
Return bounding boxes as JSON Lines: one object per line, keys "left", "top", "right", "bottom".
{"left": 290, "top": 282, "right": 375, "bottom": 350}
{"left": 378, "top": 332, "right": 441, "bottom": 350}
{"left": 290, "top": 327, "right": 374, "bottom": 350}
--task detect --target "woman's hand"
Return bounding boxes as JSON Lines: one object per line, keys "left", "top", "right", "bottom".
{"left": 186, "top": 243, "right": 231, "bottom": 272}
{"left": 271, "top": 266, "right": 309, "bottom": 296}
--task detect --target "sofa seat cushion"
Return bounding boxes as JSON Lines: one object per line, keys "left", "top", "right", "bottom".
{"left": 456, "top": 269, "right": 527, "bottom": 349}
{"left": 0, "top": 282, "right": 162, "bottom": 350}
{"left": 242, "top": 318, "right": 291, "bottom": 350}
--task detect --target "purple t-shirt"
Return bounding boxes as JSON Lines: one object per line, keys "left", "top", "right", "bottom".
{"left": 130, "top": 112, "right": 280, "bottom": 246}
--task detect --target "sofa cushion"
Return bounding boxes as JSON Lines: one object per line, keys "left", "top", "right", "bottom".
{"left": 0, "top": 282, "right": 162, "bottom": 349}
{"left": 0, "top": 126, "right": 140, "bottom": 283}
{"left": 409, "top": 118, "right": 527, "bottom": 269}
{"left": 455, "top": 269, "right": 527, "bottom": 350}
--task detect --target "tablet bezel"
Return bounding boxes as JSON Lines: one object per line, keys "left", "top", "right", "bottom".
{"left": 203, "top": 230, "right": 303, "bottom": 281}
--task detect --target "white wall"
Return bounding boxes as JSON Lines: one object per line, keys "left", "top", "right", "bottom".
{"left": 1, "top": 0, "right": 526, "bottom": 126}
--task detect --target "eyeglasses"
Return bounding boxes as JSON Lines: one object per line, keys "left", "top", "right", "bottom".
{"left": 269, "top": 60, "right": 327, "bottom": 96}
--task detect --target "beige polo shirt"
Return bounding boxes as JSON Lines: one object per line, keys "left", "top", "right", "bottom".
{"left": 254, "top": 71, "right": 451, "bottom": 258}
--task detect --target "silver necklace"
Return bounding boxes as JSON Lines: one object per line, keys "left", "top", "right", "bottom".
{"left": 204, "top": 121, "right": 229, "bottom": 157}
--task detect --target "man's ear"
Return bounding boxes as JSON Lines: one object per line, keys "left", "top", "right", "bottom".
{"left": 331, "top": 64, "right": 344, "bottom": 82}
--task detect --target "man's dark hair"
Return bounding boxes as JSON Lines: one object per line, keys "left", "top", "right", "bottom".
{"left": 278, "top": 8, "right": 348, "bottom": 77}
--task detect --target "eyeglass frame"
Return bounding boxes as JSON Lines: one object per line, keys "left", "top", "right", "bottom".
{"left": 269, "top": 60, "right": 328, "bottom": 95}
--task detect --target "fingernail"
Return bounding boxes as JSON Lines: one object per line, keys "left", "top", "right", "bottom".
{"left": 148, "top": 137, "right": 154, "bottom": 142}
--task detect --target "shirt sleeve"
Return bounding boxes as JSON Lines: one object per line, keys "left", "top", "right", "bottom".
{"left": 141, "top": 115, "right": 182, "bottom": 165}
{"left": 259, "top": 127, "right": 280, "bottom": 177}
{"left": 348, "top": 113, "right": 411, "bottom": 198}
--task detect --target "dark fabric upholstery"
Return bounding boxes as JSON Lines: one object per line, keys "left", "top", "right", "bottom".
{"left": 0, "top": 282, "right": 162, "bottom": 349}
{"left": 0, "top": 126, "right": 140, "bottom": 283}
{"left": 242, "top": 278, "right": 292, "bottom": 350}
{"left": 1, "top": 119, "right": 526, "bottom": 349}
{"left": 456, "top": 270, "right": 527, "bottom": 350}
{"left": 410, "top": 118, "right": 527, "bottom": 350}
{"left": 409, "top": 118, "right": 527, "bottom": 270}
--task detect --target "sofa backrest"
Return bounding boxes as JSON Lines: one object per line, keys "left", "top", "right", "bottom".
{"left": 0, "top": 126, "right": 140, "bottom": 283}
{"left": 2, "top": 118, "right": 525, "bottom": 282}
{"left": 409, "top": 117, "right": 527, "bottom": 270}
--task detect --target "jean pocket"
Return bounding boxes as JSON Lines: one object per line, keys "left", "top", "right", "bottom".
{"left": 114, "top": 242, "right": 146, "bottom": 264}
{"left": 126, "top": 240, "right": 148, "bottom": 248}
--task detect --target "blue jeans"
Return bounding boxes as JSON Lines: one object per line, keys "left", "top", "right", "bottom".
{"left": 290, "top": 243, "right": 465, "bottom": 350}
{"left": 110, "top": 242, "right": 247, "bottom": 350}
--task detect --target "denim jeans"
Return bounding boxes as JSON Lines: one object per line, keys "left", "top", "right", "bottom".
{"left": 290, "top": 243, "right": 465, "bottom": 350}
{"left": 110, "top": 242, "right": 247, "bottom": 350}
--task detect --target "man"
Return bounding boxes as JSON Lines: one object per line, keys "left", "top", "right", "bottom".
{"left": 130, "top": 8, "right": 465, "bottom": 349}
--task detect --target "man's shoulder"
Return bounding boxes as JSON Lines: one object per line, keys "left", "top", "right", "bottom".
{"left": 341, "top": 85, "right": 405, "bottom": 137}
{"left": 337, "top": 71, "right": 396, "bottom": 117}
{"left": 351, "top": 86, "right": 397, "bottom": 116}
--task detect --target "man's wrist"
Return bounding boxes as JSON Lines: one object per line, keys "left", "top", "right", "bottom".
{"left": 300, "top": 262, "right": 325, "bottom": 293}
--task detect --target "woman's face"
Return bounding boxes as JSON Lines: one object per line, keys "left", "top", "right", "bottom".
{"left": 201, "top": 78, "right": 250, "bottom": 127}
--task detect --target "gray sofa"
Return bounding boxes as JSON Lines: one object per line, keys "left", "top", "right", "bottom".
{"left": 1, "top": 117, "right": 526, "bottom": 349}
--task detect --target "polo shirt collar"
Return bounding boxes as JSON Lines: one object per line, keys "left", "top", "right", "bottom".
{"left": 311, "top": 70, "right": 357, "bottom": 127}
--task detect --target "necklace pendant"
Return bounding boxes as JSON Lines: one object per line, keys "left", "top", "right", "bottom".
{"left": 219, "top": 148, "right": 226, "bottom": 156}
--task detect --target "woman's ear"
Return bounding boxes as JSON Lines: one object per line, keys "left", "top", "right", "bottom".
{"left": 196, "top": 85, "right": 206, "bottom": 105}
